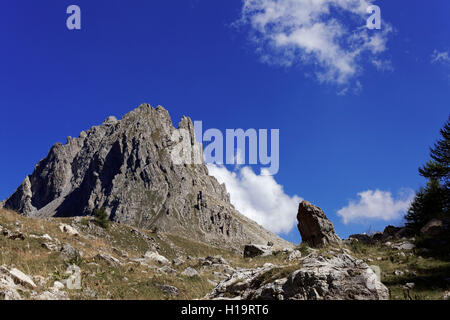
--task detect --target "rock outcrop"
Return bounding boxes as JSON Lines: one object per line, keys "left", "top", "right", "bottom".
{"left": 207, "top": 253, "right": 389, "bottom": 300}
{"left": 243, "top": 244, "right": 273, "bottom": 258}
{"left": 297, "top": 201, "right": 340, "bottom": 248}
{"left": 420, "top": 218, "right": 449, "bottom": 237}
{"left": 4, "top": 104, "right": 291, "bottom": 251}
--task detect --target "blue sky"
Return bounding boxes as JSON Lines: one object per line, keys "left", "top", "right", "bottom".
{"left": 0, "top": 0, "right": 449, "bottom": 244}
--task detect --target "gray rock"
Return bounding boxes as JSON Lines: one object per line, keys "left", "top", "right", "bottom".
{"left": 4, "top": 104, "right": 291, "bottom": 251}
{"left": 369, "top": 265, "right": 381, "bottom": 282}
{"left": 41, "top": 242, "right": 58, "bottom": 251}
{"left": 156, "top": 284, "right": 179, "bottom": 296}
{"left": 59, "top": 223, "right": 79, "bottom": 236}
{"left": 182, "top": 267, "right": 199, "bottom": 278}
{"left": 420, "top": 219, "right": 449, "bottom": 237}
{"left": 60, "top": 243, "right": 80, "bottom": 263}
{"left": 394, "top": 270, "right": 404, "bottom": 276}
{"left": 0, "top": 269, "right": 22, "bottom": 300}
{"left": 143, "top": 251, "right": 170, "bottom": 265}
{"left": 207, "top": 253, "right": 389, "bottom": 300}
{"left": 172, "top": 257, "right": 185, "bottom": 267}
{"left": 287, "top": 250, "right": 302, "bottom": 261}
{"left": 0, "top": 266, "right": 36, "bottom": 289}
{"left": 297, "top": 201, "right": 340, "bottom": 248}
{"left": 403, "top": 282, "right": 415, "bottom": 290}
{"left": 243, "top": 244, "right": 273, "bottom": 258}
{"left": 159, "top": 266, "right": 177, "bottom": 274}
{"left": 391, "top": 241, "right": 415, "bottom": 251}
{"left": 94, "top": 253, "right": 121, "bottom": 267}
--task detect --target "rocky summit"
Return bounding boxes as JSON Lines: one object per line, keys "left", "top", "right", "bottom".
{"left": 3, "top": 104, "right": 290, "bottom": 251}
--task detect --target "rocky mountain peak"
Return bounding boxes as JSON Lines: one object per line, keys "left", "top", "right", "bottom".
{"left": 3, "top": 104, "right": 291, "bottom": 251}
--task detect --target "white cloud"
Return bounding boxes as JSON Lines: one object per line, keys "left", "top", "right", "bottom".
{"left": 371, "top": 59, "right": 394, "bottom": 72}
{"left": 207, "top": 164, "right": 301, "bottom": 234}
{"left": 431, "top": 50, "right": 450, "bottom": 65}
{"left": 337, "top": 189, "right": 415, "bottom": 224}
{"left": 239, "top": 0, "right": 392, "bottom": 85}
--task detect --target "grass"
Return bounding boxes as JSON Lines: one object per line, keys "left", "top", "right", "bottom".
{"left": 252, "top": 263, "right": 302, "bottom": 287}
{"left": 346, "top": 240, "right": 450, "bottom": 300}
{"left": 1, "top": 207, "right": 449, "bottom": 300}
{"left": 0, "top": 208, "right": 227, "bottom": 300}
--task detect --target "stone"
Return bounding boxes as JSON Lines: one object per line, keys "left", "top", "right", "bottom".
{"left": 42, "top": 242, "right": 58, "bottom": 251}
{"left": 95, "top": 253, "right": 121, "bottom": 267}
{"left": 243, "top": 244, "right": 273, "bottom": 258}
{"left": 0, "top": 266, "right": 36, "bottom": 289}
{"left": 394, "top": 270, "right": 404, "bottom": 276}
{"left": 420, "top": 219, "right": 449, "bottom": 237}
{"left": 198, "top": 256, "right": 229, "bottom": 267}
{"left": 65, "top": 265, "right": 82, "bottom": 290}
{"left": 391, "top": 241, "right": 415, "bottom": 251}
{"left": 41, "top": 234, "right": 53, "bottom": 241}
{"left": 6, "top": 230, "right": 25, "bottom": 241}
{"left": 182, "top": 267, "right": 200, "bottom": 278}
{"left": 60, "top": 243, "right": 80, "bottom": 262}
{"left": 288, "top": 250, "right": 302, "bottom": 261}
{"left": 369, "top": 265, "right": 381, "bottom": 282}
{"left": 172, "top": 257, "right": 185, "bottom": 267}
{"left": 156, "top": 284, "right": 179, "bottom": 296}
{"left": 159, "top": 266, "right": 177, "bottom": 274}
{"left": 33, "top": 275, "right": 47, "bottom": 287}
{"left": 403, "top": 282, "right": 415, "bottom": 290}
{"left": 382, "top": 225, "right": 406, "bottom": 240}
{"left": 4, "top": 104, "right": 292, "bottom": 252}
{"left": 207, "top": 253, "right": 389, "bottom": 300}
{"left": 297, "top": 201, "right": 340, "bottom": 248}
{"left": 59, "top": 223, "right": 79, "bottom": 236}
{"left": 143, "top": 251, "right": 170, "bottom": 265}
{"left": 53, "top": 281, "right": 65, "bottom": 290}
{"left": 0, "top": 271, "right": 22, "bottom": 300}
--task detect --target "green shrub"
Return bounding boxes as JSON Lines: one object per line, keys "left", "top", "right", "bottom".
{"left": 94, "top": 207, "right": 110, "bottom": 229}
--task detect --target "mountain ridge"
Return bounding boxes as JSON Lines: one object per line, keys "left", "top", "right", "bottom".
{"left": 3, "top": 103, "right": 292, "bottom": 251}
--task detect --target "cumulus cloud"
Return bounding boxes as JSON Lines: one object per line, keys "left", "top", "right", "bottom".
{"left": 207, "top": 164, "right": 301, "bottom": 234}
{"left": 337, "top": 189, "right": 415, "bottom": 224}
{"left": 239, "top": 0, "right": 392, "bottom": 85}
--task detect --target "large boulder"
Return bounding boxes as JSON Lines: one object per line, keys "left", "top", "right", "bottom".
{"left": 297, "top": 201, "right": 340, "bottom": 248}
{"left": 243, "top": 244, "right": 273, "bottom": 258}
{"left": 0, "top": 266, "right": 36, "bottom": 289}
{"left": 207, "top": 253, "right": 389, "bottom": 300}
{"left": 421, "top": 219, "right": 449, "bottom": 237}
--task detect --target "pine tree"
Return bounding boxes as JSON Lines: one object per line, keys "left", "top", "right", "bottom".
{"left": 405, "top": 179, "right": 447, "bottom": 233}
{"left": 406, "top": 116, "right": 450, "bottom": 233}
{"left": 419, "top": 116, "right": 450, "bottom": 188}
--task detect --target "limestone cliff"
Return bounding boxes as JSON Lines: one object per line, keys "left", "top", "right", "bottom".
{"left": 4, "top": 104, "right": 291, "bottom": 251}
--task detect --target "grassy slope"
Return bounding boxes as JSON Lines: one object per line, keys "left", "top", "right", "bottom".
{"left": 1, "top": 208, "right": 448, "bottom": 300}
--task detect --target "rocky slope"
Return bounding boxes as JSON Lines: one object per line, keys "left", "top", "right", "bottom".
{"left": 2, "top": 104, "right": 290, "bottom": 251}
{"left": 2, "top": 207, "right": 448, "bottom": 300}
